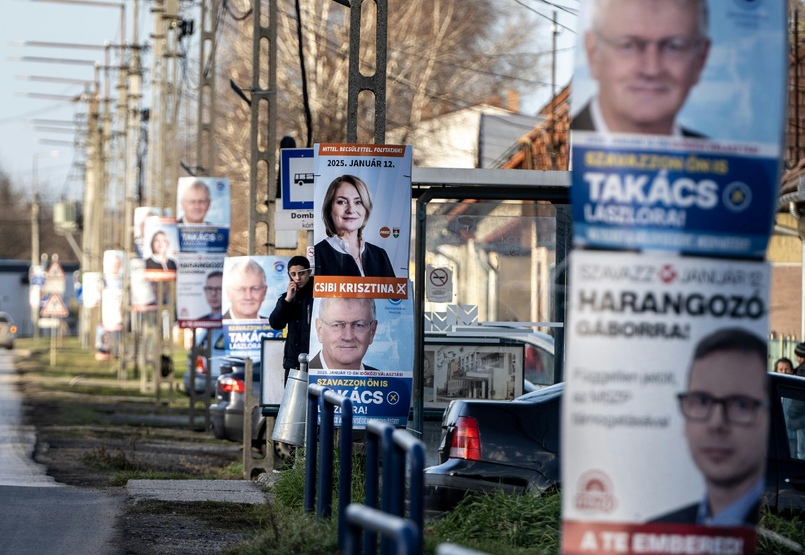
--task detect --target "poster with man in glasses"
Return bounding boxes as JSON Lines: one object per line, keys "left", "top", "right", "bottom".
{"left": 561, "top": 250, "right": 769, "bottom": 553}
{"left": 176, "top": 253, "right": 225, "bottom": 328}
{"left": 176, "top": 177, "right": 230, "bottom": 252}
{"left": 570, "top": 0, "right": 786, "bottom": 258}
{"left": 221, "top": 256, "right": 289, "bottom": 358}
{"left": 307, "top": 295, "right": 414, "bottom": 428}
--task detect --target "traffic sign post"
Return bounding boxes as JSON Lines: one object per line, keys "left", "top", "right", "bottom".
{"left": 41, "top": 293, "right": 69, "bottom": 367}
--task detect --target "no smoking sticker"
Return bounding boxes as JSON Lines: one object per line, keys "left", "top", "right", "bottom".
{"left": 426, "top": 266, "right": 453, "bottom": 303}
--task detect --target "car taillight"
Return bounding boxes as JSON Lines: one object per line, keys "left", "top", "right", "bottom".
{"left": 449, "top": 416, "right": 481, "bottom": 461}
{"left": 218, "top": 376, "right": 245, "bottom": 393}
{"left": 195, "top": 355, "right": 206, "bottom": 375}
{"left": 9, "top": 325, "right": 16, "bottom": 334}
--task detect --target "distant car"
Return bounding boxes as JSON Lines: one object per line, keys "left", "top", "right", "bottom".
{"left": 0, "top": 312, "right": 18, "bottom": 349}
{"left": 183, "top": 328, "right": 226, "bottom": 396}
{"left": 423, "top": 373, "right": 805, "bottom": 518}
{"left": 209, "top": 358, "right": 266, "bottom": 450}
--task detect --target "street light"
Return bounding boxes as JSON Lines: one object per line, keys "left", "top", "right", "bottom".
{"left": 31, "top": 150, "right": 61, "bottom": 342}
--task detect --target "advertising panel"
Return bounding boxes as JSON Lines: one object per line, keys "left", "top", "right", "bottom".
{"left": 312, "top": 144, "right": 412, "bottom": 299}
{"left": 176, "top": 253, "right": 225, "bottom": 328}
{"left": 307, "top": 294, "right": 414, "bottom": 428}
{"left": 423, "top": 344, "right": 523, "bottom": 410}
{"left": 143, "top": 217, "right": 179, "bottom": 281}
{"left": 103, "top": 250, "right": 126, "bottom": 280}
{"left": 82, "top": 272, "right": 102, "bottom": 309}
{"left": 101, "top": 287, "right": 123, "bottom": 332}
{"left": 569, "top": 0, "right": 786, "bottom": 257}
{"left": 130, "top": 258, "right": 157, "bottom": 312}
{"left": 221, "top": 256, "right": 290, "bottom": 359}
{"left": 134, "top": 207, "right": 161, "bottom": 258}
{"left": 95, "top": 324, "right": 112, "bottom": 361}
{"left": 562, "top": 251, "right": 769, "bottom": 552}
{"left": 176, "top": 177, "right": 230, "bottom": 252}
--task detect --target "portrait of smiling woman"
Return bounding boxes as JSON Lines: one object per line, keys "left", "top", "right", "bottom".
{"left": 145, "top": 231, "right": 177, "bottom": 271}
{"left": 314, "top": 174, "right": 395, "bottom": 278}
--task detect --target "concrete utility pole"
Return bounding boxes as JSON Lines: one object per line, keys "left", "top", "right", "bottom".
{"left": 247, "top": 0, "right": 278, "bottom": 256}
{"left": 125, "top": 0, "right": 143, "bottom": 380}
{"left": 346, "top": 0, "right": 388, "bottom": 144}
{"left": 31, "top": 150, "right": 60, "bottom": 342}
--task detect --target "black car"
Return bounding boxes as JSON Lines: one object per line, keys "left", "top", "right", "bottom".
{"left": 424, "top": 373, "right": 805, "bottom": 516}
{"left": 210, "top": 358, "right": 267, "bottom": 451}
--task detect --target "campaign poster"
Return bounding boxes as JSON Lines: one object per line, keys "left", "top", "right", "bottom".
{"left": 307, "top": 294, "right": 414, "bottom": 428}
{"left": 82, "top": 272, "right": 102, "bottom": 309}
{"left": 221, "top": 256, "right": 290, "bottom": 359}
{"left": 176, "top": 252, "right": 226, "bottom": 328}
{"left": 103, "top": 250, "right": 126, "bottom": 281}
{"left": 134, "top": 207, "right": 160, "bottom": 258}
{"left": 312, "top": 144, "right": 412, "bottom": 299}
{"left": 101, "top": 287, "right": 123, "bottom": 332}
{"left": 562, "top": 251, "right": 769, "bottom": 553}
{"left": 570, "top": 0, "right": 786, "bottom": 257}
{"left": 130, "top": 258, "right": 157, "bottom": 313}
{"left": 143, "top": 217, "right": 179, "bottom": 281}
{"left": 95, "top": 324, "right": 112, "bottom": 361}
{"left": 176, "top": 177, "right": 230, "bottom": 252}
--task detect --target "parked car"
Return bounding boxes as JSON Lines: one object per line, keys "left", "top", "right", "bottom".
{"left": 182, "top": 328, "right": 226, "bottom": 396}
{"left": 424, "top": 373, "right": 805, "bottom": 517}
{"left": 0, "top": 312, "right": 17, "bottom": 349}
{"left": 209, "top": 358, "right": 266, "bottom": 450}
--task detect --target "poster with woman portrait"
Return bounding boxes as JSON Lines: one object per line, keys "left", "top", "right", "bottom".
{"left": 130, "top": 258, "right": 157, "bottom": 312}
{"left": 312, "top": 144, "right": 412, "bottom": 300}
{"left": 143, "top": 217, "right": 179, "bottom": 281}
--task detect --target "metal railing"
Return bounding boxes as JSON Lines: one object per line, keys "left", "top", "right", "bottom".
{"left": 304, "top": 384, "right": 354, "bottom": 548}
{"left": 343, "top": 504, "right": 418, "bottom": 555}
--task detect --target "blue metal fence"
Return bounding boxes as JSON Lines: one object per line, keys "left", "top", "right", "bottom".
{"left": 344, "top": 504, "right": 419, "bottom": 555}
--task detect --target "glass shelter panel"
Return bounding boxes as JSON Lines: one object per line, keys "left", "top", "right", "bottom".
{"left": 419, "top": 199, "right": 570, "bottom": 392}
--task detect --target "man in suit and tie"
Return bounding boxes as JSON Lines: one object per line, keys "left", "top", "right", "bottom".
{"left": 309, "top": 297, "right": 378, "bottom": 371}
{"left": 572, "top": 0, "right": 710, "bottom": 137}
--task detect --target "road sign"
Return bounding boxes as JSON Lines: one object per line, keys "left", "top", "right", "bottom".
{"left": 280, "top": 148, "right": 315, "bottom": 210}
{"left": 45, "top": 260, "right": 65, "bottom": 280}
{"left": 274, "top": 209, "right": 315, "bottom": 230}
{"left": 44, "top": 260, "right": 66, "bottom": 294}
{"left": 38, "top": 318, "right": 60, "bottom": 329}
{"left": 426, "top": 266, "right": 453, "bottom": 303}
{"left": 40, "top": 293, "right": 69, "bottom": 318}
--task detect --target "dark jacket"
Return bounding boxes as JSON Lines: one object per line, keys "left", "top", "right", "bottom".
{"left": 145, "top": 257, "right": 177, "bottom": 271}
{"left": 269, "top": 279, "right": 315, "bottom": 370}
{"left": 314, "top": 240, "right": 396, "bottom": 278}
{"left": 650, "top": 499, "right": 760, "bottom": 526}
{"left": 308, "top": 351, "right": 377, "bottom": 371}
{"left": 571, "top": 102, "right": 706, "bottom": 138}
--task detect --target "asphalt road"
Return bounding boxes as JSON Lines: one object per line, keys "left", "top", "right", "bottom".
{"left": 0, "top": 348, "right": 123, "bottom": 554}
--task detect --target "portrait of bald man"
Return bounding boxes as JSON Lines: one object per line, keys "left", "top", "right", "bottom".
{"left": 223, "top": 259, "right": 269, "bottom": 320}
{"left": 178, "top": 179, "right": 212, "bottom": 225}
{"left": 309, "top": 297, "right": 378, "bottom": 371}
{"left": 572, "top": 0, "right": 711, "bottom": 136}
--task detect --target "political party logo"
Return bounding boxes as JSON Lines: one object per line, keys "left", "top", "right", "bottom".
{"left": 722, "top": 182, "right": 752, "bottom": 213}
{"left": 657, "top": 265, "right": 678, "bottom": 284}
{"left": 274, "top": 261, "right": 286, "bottom": 273}
{"left": 388, "top": 299, "right": 403, "bottom": 306}
{"left": 393, "top": 227, "right": 400, "bottom": 238}
{"left": 216, "top": 181, "right": 226, "bottom": 191}
{"left": 574, "top": 470, "right": 616, "bottom": 513}
{"left": 180, "top": 307, "right": 189, "bottom": 317}
{"left": 379, "top": 227, "right": 391, "bottom": 239}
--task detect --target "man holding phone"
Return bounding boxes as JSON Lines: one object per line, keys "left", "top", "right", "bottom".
{"left": 269, "top": 256, "right": 315, "bottom": 382}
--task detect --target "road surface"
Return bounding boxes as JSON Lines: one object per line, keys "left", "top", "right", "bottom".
{"left": 0, "top": 349, "right": 123, "bottom": 554}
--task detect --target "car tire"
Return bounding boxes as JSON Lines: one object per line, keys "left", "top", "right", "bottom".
{"left": 5, "top": 344, "right": 12, "bottom": 350}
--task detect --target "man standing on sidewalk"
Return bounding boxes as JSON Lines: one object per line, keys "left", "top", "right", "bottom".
{"left": 269, "top": 256, "right": 314, "bottom": 383}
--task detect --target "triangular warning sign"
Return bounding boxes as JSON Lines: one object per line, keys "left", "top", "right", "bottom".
{"left": 45, "top": 261, "right": 66, "bottom": 280}
{"left": 41, "top": 293, "right": 69, "bottom": 317}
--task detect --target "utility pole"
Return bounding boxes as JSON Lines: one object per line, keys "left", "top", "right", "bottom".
{"left": 248, "top": 0, "right": 277, "bottom": 255}
{"left": 31, "top": 191, "right": 40, "bottom": 343}
{"left": 126, "top": 0, "right": 143, "bottom": 379}
{"left": 549, "top": 11, "right": 558, "bottom": 171}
